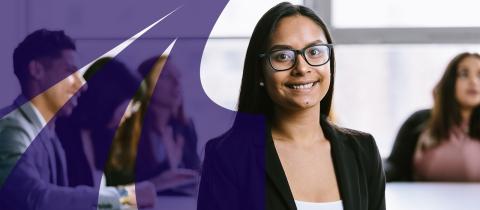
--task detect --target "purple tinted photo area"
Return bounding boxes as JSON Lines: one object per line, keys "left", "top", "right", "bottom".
{"left": 0, "top": 0, "right": 266, "bottom": 210}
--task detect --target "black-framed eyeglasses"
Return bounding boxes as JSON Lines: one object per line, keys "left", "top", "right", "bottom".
{"left": 259, "top": 44, "right": 333, "bottom": 71}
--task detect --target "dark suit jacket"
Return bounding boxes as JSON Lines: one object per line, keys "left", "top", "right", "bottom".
{"left": 384, "top": 109, "right": 431, "bottom": 182}
{"left": 198, "top": 114, "right": 386, "bottom": 210}
{"left": 0, "top": 97, "right": 98, "bottom": 210}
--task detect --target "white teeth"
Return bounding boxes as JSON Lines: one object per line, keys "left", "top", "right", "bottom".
{"left": 291, "top": 82, "right": 315, "bottom": 89}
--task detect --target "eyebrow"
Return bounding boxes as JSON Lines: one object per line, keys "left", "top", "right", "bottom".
{"left": 269, "top": 40, "right": 327, "bottom": 51}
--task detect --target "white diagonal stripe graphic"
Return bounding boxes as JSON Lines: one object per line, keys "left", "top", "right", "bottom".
{"left": 80, "top": 6, "right": 181, "bottom": 73}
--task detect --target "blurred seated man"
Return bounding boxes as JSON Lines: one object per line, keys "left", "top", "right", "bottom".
{"left": 0, "top": 29, "right": 149, "bottom": 210}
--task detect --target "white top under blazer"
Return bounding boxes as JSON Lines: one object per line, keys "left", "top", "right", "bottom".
{"left": 294, "top": 200, "right": 343, "bottom": 210}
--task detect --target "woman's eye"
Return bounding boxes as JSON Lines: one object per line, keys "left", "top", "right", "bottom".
{"left": 308, "top": 47, "right": 327, "bottom": 58}
{"left": 272, "top": 52, "right": 292, "bottom": 62}
{"left": 309, "top": 48, "right": 320, "bottom": 55}
{"left": 458, "top": 69, "right": 469, "bottom": 78}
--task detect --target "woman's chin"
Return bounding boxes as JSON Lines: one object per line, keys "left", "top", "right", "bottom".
{"left": 458, "top": 99, "right": 480, "bottom": 109}
{"left": 283, "top": 98, "right": 321, "bottom": 111}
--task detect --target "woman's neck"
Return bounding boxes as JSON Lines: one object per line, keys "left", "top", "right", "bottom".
{"left": 271, "top": 105, "right": 325, "bottom": 145}
{"left": 460, "top": 107, "right": 473, "bottom": 129}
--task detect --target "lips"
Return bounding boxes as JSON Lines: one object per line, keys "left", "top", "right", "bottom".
{"left": 285, "top": 81, "right": 319, "bottom": 90}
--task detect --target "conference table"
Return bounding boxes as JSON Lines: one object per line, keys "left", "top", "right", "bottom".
{"left": 123, "top": 183, "right": 480, "bottom": 210}
{"left": 386, "top": 182, "right": 480, "bottom": 210}
{"left": 122, "top": 195, "right": 196, "bottom": 210}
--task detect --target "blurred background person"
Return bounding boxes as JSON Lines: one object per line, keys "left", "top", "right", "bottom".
{"left": 56, "top": 57, "right": 156, "bottom": 208}
{"left": 134, "top": 55, "right": 200, "bottom": 195}
{"left": 385, "top": 52, "right": 480, "bottom": 182}
{"left": 103, "top": 80, "right": 146, "bottom": 186}
{"left": 0, "top": 29, "right": 124, "bottom": 210}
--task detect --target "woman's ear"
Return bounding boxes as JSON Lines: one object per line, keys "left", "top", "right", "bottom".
{"left": 28, "top": 60, "right": 46, "bottom": 81}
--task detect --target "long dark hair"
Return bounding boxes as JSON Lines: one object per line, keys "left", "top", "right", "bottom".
{"left": 237, "top": 2, "right": 335, "bottom": 121}
{"left": 56, "top": 57, "right": 140, "bottom": 186}
{"left": 76, "top": 57, "right": 140, "bottom": 129}
{"left": 429, "top": 52, "right": 480, "bottom": 141}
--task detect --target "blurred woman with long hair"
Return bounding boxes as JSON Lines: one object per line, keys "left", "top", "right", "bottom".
{"left": 386, "top": 52, "right": 480, "bottom": 182}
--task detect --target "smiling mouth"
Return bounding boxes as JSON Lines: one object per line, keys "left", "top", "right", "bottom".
{"left": 285, "top": 81, "right": 319, "bottom": 90}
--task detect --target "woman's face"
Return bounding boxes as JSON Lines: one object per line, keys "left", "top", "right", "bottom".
{"left": 149, "top": 67, "right": 182, "bottom": 113}
{"left": 455, "top": 56, "right": 480, "bottom": 110}
{"left": 263, "top": 15, "right": 330, "bottom": 112}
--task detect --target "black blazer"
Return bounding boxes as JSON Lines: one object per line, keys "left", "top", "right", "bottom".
{"left": 384, "top": 109, "right": 431, "bottom": 182}
{"left": 198, "top": 115, "right": 386, "bottom": 210}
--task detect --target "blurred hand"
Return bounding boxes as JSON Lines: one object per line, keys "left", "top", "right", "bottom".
{"left": 124, "top": 181, "right": 156, "bottom": 208}
{"left": 149, "top": 168, "right": 200, "bottom": 192}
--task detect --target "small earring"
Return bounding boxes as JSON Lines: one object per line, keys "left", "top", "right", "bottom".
{"left": 259, "top": 82, "right": 264, "bottom": 86}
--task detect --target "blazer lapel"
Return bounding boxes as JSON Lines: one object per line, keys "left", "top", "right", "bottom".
{"left": 265, "top": 125, "right": 297, "bottom": 210}
{"left": 321, "top": 117, "right": 360, "bottom": 210}
{"left": 50, "top": 131, "right": 68, "bottom": 186}
{"left": 17, "top": 99, "right": 66, "bottom": 185}
{"left": 39, "top": 130, "right": 59, "bottom": 184}
{"left": 263, "top": 117, "right": 362, "bottom": 210}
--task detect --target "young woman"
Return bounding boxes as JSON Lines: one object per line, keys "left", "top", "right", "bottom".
{"left": 198, "top": 2, "right": 385, "bottom": 210}
{"left": 386, "top": 52, "right": 480, "bottom": 182}
{"left": 134, "top": 55, "right": 200, "bottom": 195}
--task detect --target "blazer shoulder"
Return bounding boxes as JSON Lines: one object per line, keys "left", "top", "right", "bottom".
{"left": 332, "top": 125, "right": 379, "bottom": 159}
{"left": 0, "top": 109, "right": 37, "bottom": 148}
{"left": 333, "top": 125, "right": 374, "bottom": 143}
{"left": 205, "top": 120, "right": 264, "bottom": 151}
{"left": 205, "top": 130, "right": 248, "bottom": 158}
{"left": 395, "top": 109, "right": 431, "bottom": 137}
{"left": 204, "top": 129, "right": 234, "bottom": 152}
{"left": 402, "top": 109, "right": 431, "bottom": 126}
